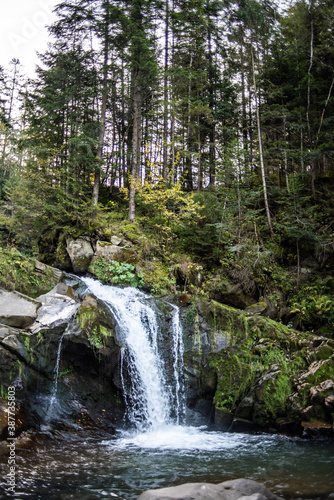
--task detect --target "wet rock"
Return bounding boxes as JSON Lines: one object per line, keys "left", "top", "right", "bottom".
{"left": 235, "top": 395, "right": 255, "bottom": 421}
{"left": 0, "top": 398, "right": 30, "bottom": 439}
{"left": 0, "top": 289, "right": 41, "bottom": 328}
{"left": 66, "top": 237, "right": 94, "bottom": 273}
{"left": 213, "top": 408, "right": 234, "bottom": 431}
{"left": 275, "top": 419, "right": 303, "bottom": 436}
{"left": 0, "top": 398, "right": 8, "bottom": 437}
{"left": 229, "top": 418, "right": 265, "bottom": 434}
{"left": 137, "top": 478, "right": 281, "bottom": 500}
{"left": 301, "top": 420, "right": 334, "bottom": 439}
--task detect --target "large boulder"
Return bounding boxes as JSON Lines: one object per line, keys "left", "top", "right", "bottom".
{"left": 94, "top": 240, "right": 123, "bottom": 260}
{"left": 181, "top": 298, "right": 334, "bottom": 435}
{"left": 66, "top": 237, "right": 94, "bottom": 273}
{"left": 29, "top": 283, "right": 80, "bottom": 335}
{"left": 137, "top": 478, "right": 281, "bottom": 500}
{"left": 0, "top": 289, "right": 41, "bottom": 328}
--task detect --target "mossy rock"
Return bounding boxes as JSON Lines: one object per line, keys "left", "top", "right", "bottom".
{"left": 0, "top": 250, "right": 60, "bottom": 298}
{"left": 76, "top": 294, "right": 116, "bottom": 351}
{"left": 299, "top": 359, "right": 334, "bottom": 386}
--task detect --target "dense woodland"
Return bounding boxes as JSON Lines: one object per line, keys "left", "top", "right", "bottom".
{"left": 0, "top": 0, "right": 334, "bottom": 334}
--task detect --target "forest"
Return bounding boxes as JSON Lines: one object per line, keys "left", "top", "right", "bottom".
{"left": 0, "top": 0, "right": 334, "bottom": 335}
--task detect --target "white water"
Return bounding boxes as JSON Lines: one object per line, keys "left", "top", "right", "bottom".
{"left": 170, "top": 305, "right": 186, "bottom": 424}
{"left": 45, "top": 332, "right": 65, "bottom": 422}
{"left": 45, "top": 321, "right": 74, "bottom": 423}
{"left": 82, "top": 278, "right": 185, "bottom": 431}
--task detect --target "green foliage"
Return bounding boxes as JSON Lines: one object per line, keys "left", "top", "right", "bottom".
{"left": 0, "top": 247, "right": 57, "bottom": 296}
{"left": 90, "top": 258, "right": 144, "bottom": 288}
{"left": 58, "top": 365, "right": 75, "bottom": 379}
{"left": 290, "top": 287, "right": 334, "bottom": 332}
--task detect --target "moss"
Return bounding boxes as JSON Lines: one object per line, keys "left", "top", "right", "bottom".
{"left": 303, "top": 359, "right": 334, "bottom": 385}
{"left": 207, "top": 301, "right": 249, "bottom": 343}
{"left": 0, "top": 249, "right": 59, "bottom": 297}
{"left": 261, "top": 372, "right": 292, "bottom": 420}
{"left": 210, "top": 345, "right": 259, "bottom": 410}
{"left": 140, "top": 260, "right": 176, "bottom": 295}
{"left": 77, "top": 301, "right": 115, "bottom": 351}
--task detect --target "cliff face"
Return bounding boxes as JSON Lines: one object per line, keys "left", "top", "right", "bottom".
{"left": 181, "top": 299, "right": 334, "bottom": 438}
{"left": 0, "top": 279, "right": 124, "bottom": 440}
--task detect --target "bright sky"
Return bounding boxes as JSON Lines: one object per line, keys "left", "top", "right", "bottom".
{"left": 0, "top": 0, "right": 58, "bottom": 76}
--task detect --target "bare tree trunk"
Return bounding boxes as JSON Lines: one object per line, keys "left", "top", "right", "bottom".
{"left": 283, "top": 115, "right": 290, "bottom": 193}
{"left": 162, "top": 0, "right": 169, "bottom": 181}
{"left": 251, "top": 45, "right": 274, "bottom": 240}
{"left": 93, "top": 2, "right": 110, "bottom": 207}
{"left": 306, "top": 2, "right": 315, "bottom": 195}
{"left": 128, "top": 69, "right": 142, "bottom": 221}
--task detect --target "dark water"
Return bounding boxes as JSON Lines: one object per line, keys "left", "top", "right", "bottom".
{"left": 1, "top": 426, "right": 333, "bottom": 500}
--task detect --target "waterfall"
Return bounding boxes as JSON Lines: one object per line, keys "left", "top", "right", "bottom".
{"left": 45, "top": 321, "right": 74, "bottom": 423}
{"left": 82, "top": 278, "right": 186, "bottom": 430}
{"left": 45, "top": 331, "right": 65, "bottom": 422}
{"left": 170, "top": 304, "right": 186, "bottom": 424}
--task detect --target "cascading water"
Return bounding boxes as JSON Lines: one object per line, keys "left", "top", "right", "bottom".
{"left": 45, "top": 322, "right": 73, "bottom": 423}
{"left": 44, "top": 332, "right": 65, "bottom": 423}
{"left": 170, "top": 304, "right": 186, "bottom": 424}
{"left": 81, "top": 277, "right": 186, "bottom": 431}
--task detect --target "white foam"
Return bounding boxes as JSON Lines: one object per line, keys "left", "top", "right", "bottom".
{"left": 104, "top": 425, "right": 247, "bottom": 451}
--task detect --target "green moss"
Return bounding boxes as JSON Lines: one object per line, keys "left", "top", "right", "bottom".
{"left": 0, "top": 248, "right": 58, "bottom": 297}
{"left": 208, "top": 301, "right": 249, "bottom": 343}
{"left": 303, "top": 359, "right": 334, "bottom": 385}
{"left": 77, "top": 302, "right": 115, "bottom": 351}
{"left": 140, "top": 260, "right": 176, "bottom": 295}
{"left": 210, "top": 344, "right": 260, "bottom": 410}
{"left": 262, "top": 373, "right": 292, "bottom": 419}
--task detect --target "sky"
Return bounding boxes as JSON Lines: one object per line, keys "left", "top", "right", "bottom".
{"left": 0, "top": 0, "right": 58, "bottom": 76}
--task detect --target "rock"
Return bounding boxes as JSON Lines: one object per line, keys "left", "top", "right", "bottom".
{"left": 309, "top": 379, "right": 334, "bottom": 404}
{"left": 214, "top": 407, "right": 234, "bottom": 431}
{"left": 66, "top": 237, "right": 94, "bottom": 273}
{"left": 94, "top": 240, "right": 122, "bottom": 260}
{"left": 35, "top": 260, "right": 63, "bottom": 281}
{"left": 235, "top": 395, "right": 255, "bottom": 420}
{"left": 301, "top": 420, "right": 334, "bottom": 439}
{"left": 229, "top": 418, "right": 264, "bottom": 434}
{"left": 0, "top": 398, "right": 8, "bottom": 437}
{"left": 177, "top": 293, "right": 192, "bottom": 307}
{"left": 245, "top": 302, "right": 268, "bottom": 315}
{"left": 110, "top": 235, "right": 122, "bottom": 246}
{"left": 29, "top": 283, "right": 80, "bottom": 335}
{"left": 325, "top": 394, "right": 334, "bottom": 412}
{"left": 210, "top": 282, "right": 256, "bottom": 309}
{"left": 137, "top": 478, "right": 281, "bottom": 500}
{"left": 298, "top": 359, "right": 334, "bottom": 385}
{"left": 0, "top": 289, "right": 41, "bottom": 328}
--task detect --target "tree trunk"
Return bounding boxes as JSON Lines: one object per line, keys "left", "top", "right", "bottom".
{"left": 128, "top": 69, "right": 142, "bottom": 221}
{"left": 251, "top": 45, "right": 274, "bottom": 240}
{"left": 162, "top": 0, "right": 169, "bottom": 181}
{"left": 93, "top": 1, "right": 110, "bottom": 207}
